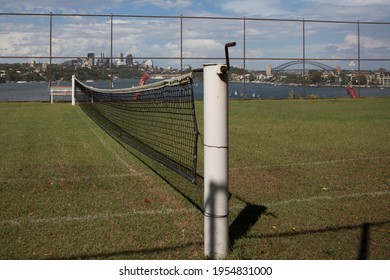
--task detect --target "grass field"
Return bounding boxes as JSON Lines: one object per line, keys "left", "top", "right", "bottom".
{"left": 0, "top": 98, "right": 389, "bottom": 259}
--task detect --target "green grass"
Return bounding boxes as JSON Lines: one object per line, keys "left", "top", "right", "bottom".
{"left": 1, "top": 98, "right": 389, "bottom": 259}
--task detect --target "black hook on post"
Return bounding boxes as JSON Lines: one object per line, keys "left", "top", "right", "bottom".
{"left": 221, "top": 42, "right": 236, "bottom": 73}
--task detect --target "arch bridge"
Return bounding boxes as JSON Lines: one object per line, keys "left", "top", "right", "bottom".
{"left": 272, "top": 60, "right": 336, "bottom": 74}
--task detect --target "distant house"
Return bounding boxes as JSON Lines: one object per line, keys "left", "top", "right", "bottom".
{"left": 379, "top": 73, "right": 390, "bottom": 87}
{"left": 142, "top": 59, "right": 154, "bottom": 68}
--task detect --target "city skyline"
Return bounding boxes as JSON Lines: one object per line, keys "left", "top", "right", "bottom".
{"left": 1, "top": 1, "right": 389, "bottom": 70}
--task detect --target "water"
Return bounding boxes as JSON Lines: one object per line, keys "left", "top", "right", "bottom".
{"left": 225, "top": 82, "right": 390, "bottom": 100}
{"left": 0, "top": 79, "right": 389, "bottom": 101}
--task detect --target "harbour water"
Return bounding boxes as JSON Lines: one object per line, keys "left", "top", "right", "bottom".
{"left": 0, "top": 79, "right": 389, "bottom": 102}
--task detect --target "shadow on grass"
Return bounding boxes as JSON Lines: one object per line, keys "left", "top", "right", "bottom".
{"left": 228, "top": 195, "right": 268, "bottom": 249}
{"left": 57, "top": 241, "right": 204, "bottom": 260}
{"left": 55, "top": 220, "right": 388, "bottom": 259}
{"left": 245, "top": 220, "right": 390, "bottom": 260}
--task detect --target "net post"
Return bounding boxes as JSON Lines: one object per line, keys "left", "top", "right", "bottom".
{"left": 71, "top": 75, "right": 76, "bottom": 106}
{"left": 203, "top": 64, "right": 229, "bottom": 259}
{"left": 50, "top": 87, "right": 53, "bottom": 104}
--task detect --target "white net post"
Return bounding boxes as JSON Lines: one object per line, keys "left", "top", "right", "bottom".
{"left": 50, "top": 87, "right": 54, "bottom": 104}
{"left": 203, "top": 64, "right": 229, "bottom": 259}
{"left": 71, "top": 75, "right": 76, "bottom": 106}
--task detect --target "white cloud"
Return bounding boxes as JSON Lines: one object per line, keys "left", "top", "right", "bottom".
{"left": 0, "top": 21, "right": 49, "bottom": 57}
{"left": 221, "top": 0, "right": 390, "bottom": 21}
{"left": 344, "top": 35, "right": 359, "bottom": 46}
{"left": 304, "top": 0, "right": 386, "bottom": 6}
{"left": 132, "top": 0, "right": 193, "bottom": 9}
{"left": 320, "top": 34, "right": 390, "bottom": 57}
{"left": 344, "top": 34, "right": 387, "bottom": 50}
{"left": 222, "top": 0, "right": 290, "bottom": 17}
{"left": 1, "top": 0, "right": 126, "bottom": 13}
{"left": 183, "top": 39, "right": 223, "bottom": 58}
{"left": 162, "top": 42, "right": 180, "bottom": 57}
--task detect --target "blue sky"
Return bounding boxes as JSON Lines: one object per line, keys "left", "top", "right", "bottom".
{"left": 1, "top": 0, "right": 389, "bottom": 70}
{"left": 2, "top": 0, "right": 390, "bottom": 21}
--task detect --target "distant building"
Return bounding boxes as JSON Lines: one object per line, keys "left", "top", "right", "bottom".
{"left": 335, "top": 65, "right": 341, "bottom": 75}
{"left": 42, "top": 62, "right": 48, "bottom": 71}
{"left": 266, "top": 64, "right": 272, "bottom": 77}
{"left": 87, "top": 53, "right": 95, "bottom": 67}
{"left": 142, "top": 59, "right": 154, "bottom": 68}
{"left": 126, "top": 54, "right": 133, "bottom": 66}
{"left": 63, "top": 58, "right": 83, "bottom": 66}
{"left": 116, "top": 52, "right": 125, "bottom": 66}
{"left": 96, "top": 53, "right": 109, "bottom": 66}
{"left": 379, "top": 73, "right": 390, "bottom": 86}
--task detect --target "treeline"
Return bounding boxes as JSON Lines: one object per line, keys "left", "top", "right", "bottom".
{"left": 0, "top": 63, "right": 158, "bottom": 83}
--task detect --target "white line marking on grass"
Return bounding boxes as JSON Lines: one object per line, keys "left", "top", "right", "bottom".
{"left": 0, "top": 208, "right": 197, "bottom": 226}
{"left": 2, "top": 192, "right": 389, "bottom": 227}
{"left": 90, "top": 128, "right": 141, "bottom": 175}
{"left": 263, "top": 191, "right": 390, "bottom": 207}
{"left": 232, "top": 156, "right": 390, "bottom": 170}
{"left": 0, "top": 172, "right": 147, "bottom": 184}
{"left": 76, "top": 109, "right": 142, "bottom": 175}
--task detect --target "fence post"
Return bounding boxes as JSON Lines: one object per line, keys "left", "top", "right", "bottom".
{"left": 203, "top": 63, "right": 229, "bottom": 259}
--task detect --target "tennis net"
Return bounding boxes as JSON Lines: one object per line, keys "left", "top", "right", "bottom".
{"left": 73, "top": 73, "right": 199, "bottom": 183}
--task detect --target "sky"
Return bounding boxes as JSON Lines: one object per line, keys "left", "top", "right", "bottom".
{"left": 1, "top": 0, "right": 389, "bottom": 70}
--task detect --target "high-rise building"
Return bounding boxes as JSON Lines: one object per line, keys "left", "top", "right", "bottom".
{"left": 266, "top": 64, "right": 272, "bottom": 77}
{"left": 116, "top": 53, "right": 125, "bottom": 66}
{"left": 126, "top": 54, "right": 133, "bottom": 66}
{"left": 96, "top": 53, "right": 109, "bottom": 66}
{"left": 87, "top": 53, "right": 95, "bottom": 66}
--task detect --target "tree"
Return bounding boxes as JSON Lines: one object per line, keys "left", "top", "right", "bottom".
{"left": 354, "top": 74, "right": 367, "bottom": 86}
{"left": 309, "top": 70, "right": 322, "bottom": 84}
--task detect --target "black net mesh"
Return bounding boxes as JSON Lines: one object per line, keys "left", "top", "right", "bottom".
{"left": 74, "top": 73, "right": 199, "bottom": 183}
